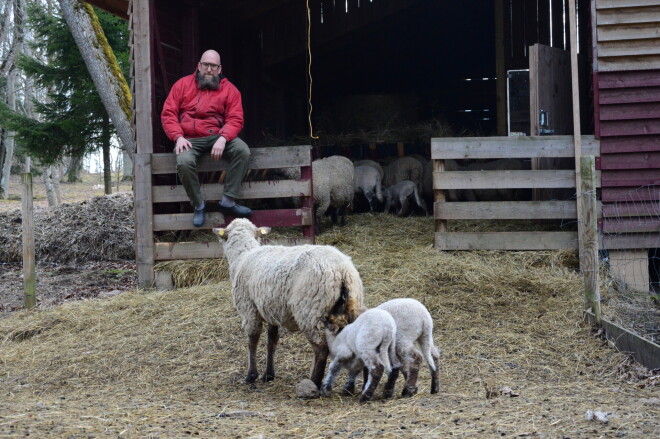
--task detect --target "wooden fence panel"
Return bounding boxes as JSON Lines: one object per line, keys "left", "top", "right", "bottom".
{"left": 431, "top": 136, "right": 599, "bottom": 251}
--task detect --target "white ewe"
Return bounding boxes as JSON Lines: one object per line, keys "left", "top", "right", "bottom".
{"left": 313, "top": 155, "right": 354, "bottom": 234}
{"left": 214, "top": 218, "right": 364, "bottom": 388}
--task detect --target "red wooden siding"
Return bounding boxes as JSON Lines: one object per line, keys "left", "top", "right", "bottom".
{"left": 597, "top": 70, "right": 660, "bottom": 245}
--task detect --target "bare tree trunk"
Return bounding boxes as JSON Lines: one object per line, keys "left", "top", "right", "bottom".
{"left": 43, "top": 165, "right": 59, "bottom": 207}
{"left": 65, "top": 154, "right": 83, "bottom": 182}
{"left": 1, "top": 68, "right": 18, "bottom": 199}
{"left": 58, "top": 0, "right": 135, "bottom": 156}
{"left": 102, "top": 114, "right": 112, "bottom": 194}
{"left": 122, "top": 149, "right": 133, "bottom": 181}
{"left": 52, "top": 164, "right": 62, "bottom": 204}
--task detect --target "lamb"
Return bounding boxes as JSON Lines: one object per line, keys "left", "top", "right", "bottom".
{"left": 383, "top": 180, "right": 428, "bottom": 216}
{"left": 353, "top": 165, "right": 383, "bottom": 212}
{"left": 383, "top": 156, "right": 424, "bottom": 192}
{"left": 213, "top": 218, "right": 364, "bottom": 388}
{"left": 321, "top": 308, "right": 399, "bottom": 403}
{"left": 376, "top": 298, "right": 441, "bottom": 398}
{"left": 313, "top": 155, "right": 354, "bottom": 234}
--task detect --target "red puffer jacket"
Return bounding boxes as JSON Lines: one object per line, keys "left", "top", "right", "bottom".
{"left": 161, "top": 73, "right": 244, "bottom": 142}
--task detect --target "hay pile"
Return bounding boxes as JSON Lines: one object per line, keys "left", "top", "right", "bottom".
{"left": 1, "top": 215, "right": 658, "bottom": 438}
{"left": 0, "top": 192, "right": 134, "bottom": 264}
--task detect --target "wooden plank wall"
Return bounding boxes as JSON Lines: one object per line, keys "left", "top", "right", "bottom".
{"left": 432, "top": 136, "right": 600, "bottom": 251}
{"left": 595, "top": 0, "right": 660, "bottom": 72}
{"left": 151, "top": 145, "right": 314, "bottom": 261}
{"left": 594, "top": 0, "right": 660, "bottom": 250}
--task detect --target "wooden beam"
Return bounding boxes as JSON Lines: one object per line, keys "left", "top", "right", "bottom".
{"left": 155, "top": 237, "right": 315, "bottom": 260}
{"left": 585, "top": 311, "right": 660, "bottom": 370}
{"left": 431, "top": 136, "right": 599, "bottom": 159}
{"left": 134, "top": 153, "right": 154, "bottom": 288}
{"left": 433, "top": 169, "right": 600, "bottom": 190}
{"left": 151, "top": 145, "right": 312, "bottom": 174}
{"left": 153, "top": 208, "right": 313, "bottom": 231}
{"left": 435, "top": 231, "right": 579, "bottom": 251}
{"left": 434, "top": 200, "right": 579, "bottom": 220}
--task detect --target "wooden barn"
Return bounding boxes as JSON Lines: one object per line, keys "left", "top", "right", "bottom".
{"left": 84, "top": 0, "right": 660, "bottom": 289}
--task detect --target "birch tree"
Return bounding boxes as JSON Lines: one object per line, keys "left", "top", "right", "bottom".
{"left": 0, "top": 0, "right": 25, "bottom": 199}
{"left": 57, "top": 0, "right": 134, "bottom": 159}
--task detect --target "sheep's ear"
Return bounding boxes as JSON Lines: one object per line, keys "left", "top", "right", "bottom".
{"left": 213, "top": 227, "right": 226, "bottom": 239}
{"left": 257, "top": 227, "right": 271, "bottom": 236}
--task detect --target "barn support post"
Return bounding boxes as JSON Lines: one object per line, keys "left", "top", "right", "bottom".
{"left": 580, "top": 156, "right": 600, "bottom": 324}
{"left": 21, "top": 173, "right": 36, "bottom": 309}
{"left": 130, "top": 0, "right": 154, "bottom": 288}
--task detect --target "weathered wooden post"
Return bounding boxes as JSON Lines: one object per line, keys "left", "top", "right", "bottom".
{"left": 580, "top": 156, "right": 600, "bottom": 324}
{"left": 21, "top": 173, "right": 36, "bottom": 309}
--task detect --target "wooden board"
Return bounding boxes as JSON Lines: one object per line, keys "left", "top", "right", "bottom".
{"left": 601, "top": 169, "right": 660, "bottom": 186}
{"left": 152, "top": 179, "right": 311, "bottom": 203}
{"left": 602, "top": 232, "right": 660, "bottom": 249}
{"left": 431, "top": 136, "right": 599, "bottom": 159}
{"left": 600, "top": 136, "right": 660, "bottom": 154}
{"left": 153, "top": 208, "right": 313, "bottom": 231}
{"left": 600, "top": 152, "right": 660, "bottom": 169}
{"left": 434, "top": 200, "right": 580, "bottom": 220}
{"left": 433, "top": 170, "right": 596, "bottom": 189}
{"left": 529, "top": 44, "right": 573, "bottom": 137}
{"left": 435, "top": 231, "right": 579, "bottom": 251}
{"left": 155, "top": 237, "right": 315, "bottom": 260}
{"left": 151, "top": 145, "right": 312, "bottom": 174}
{"left": 602, "top": 186, "right": 660, "bottom": 202}
{"left": 602, "top": 217, "right": 660, "bottom": 234}
{"left": 585, "top": 311, "right": 660, "bottom": 370}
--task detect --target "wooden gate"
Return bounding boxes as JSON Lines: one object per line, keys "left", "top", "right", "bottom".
{"left": 432, "top": 135, "right": 600, "bottom": 250}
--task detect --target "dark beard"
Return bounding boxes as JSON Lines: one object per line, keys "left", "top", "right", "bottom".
{"left": 195, "top": 70, "right": 220, "bottom": 90}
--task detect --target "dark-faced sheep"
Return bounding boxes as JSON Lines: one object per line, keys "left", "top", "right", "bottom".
{"left": 214, "top": 218, "right": 364, "bottom": 388}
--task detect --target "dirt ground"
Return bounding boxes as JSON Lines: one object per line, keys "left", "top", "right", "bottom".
{"left": 0, "top": 174, "right": 136, "bottom": 316}
{"left": 1, "top": 175, "right": 658, "bottom": 439}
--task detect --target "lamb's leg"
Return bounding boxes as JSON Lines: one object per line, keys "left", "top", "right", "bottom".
{"left": 401, "top": 350, "right": 422, "bottom": 397}
{"left": 262, "top": 324, "right": 279, "bottom": 382}
{"left": 382, "top": 366, "right": 400, "bottom": 399}
{"left": 430, "top": 349, "right": 441, "bottom": 394}
{"left": 310, "top": 341, "right": 329, "bottom": 388}
{"left": 397, "top": 198, "right": 410, "bottom": 217}
{"left": 342, "top": 368, "right": 361, "bottom": 395}
{"left": 320, "top": 358, "right": 343, "bottom": 396}
{"left": 359, "top": 362, "right": 384, "bottom": 403}
{"left": 245, "top": 329, "right": 262, "bottom": 384}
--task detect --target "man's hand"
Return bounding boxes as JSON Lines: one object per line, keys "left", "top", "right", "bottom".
{"left": 211, "top": 136, "right": 227, "bottom": 160}
{"left": 175, "top": 137, "right": 192, "bottom": 154}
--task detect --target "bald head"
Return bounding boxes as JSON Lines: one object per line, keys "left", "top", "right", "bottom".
{"left": 200, "top": 50, "right": 221, "bottom": 65}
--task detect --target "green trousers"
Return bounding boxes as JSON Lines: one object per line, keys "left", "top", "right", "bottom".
{"left": 176, "top": 135, "right": 250, "bottom": 209}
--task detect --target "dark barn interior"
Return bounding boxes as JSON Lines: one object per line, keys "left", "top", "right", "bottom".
{"left": 86, "top": 0, "right": 593, "bottom": 156}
